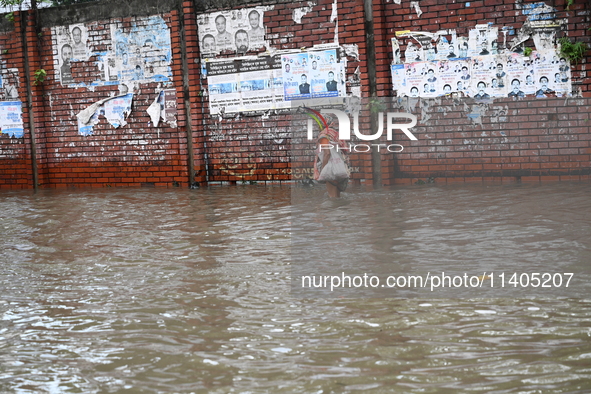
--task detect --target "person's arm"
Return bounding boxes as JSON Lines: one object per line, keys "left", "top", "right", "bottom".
{"left": 318, "top": 136, "right": 331, "bottom": 168}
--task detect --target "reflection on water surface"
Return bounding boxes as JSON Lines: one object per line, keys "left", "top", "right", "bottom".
{"left": 1, "top": 184, "right": 590, "bottom": 393}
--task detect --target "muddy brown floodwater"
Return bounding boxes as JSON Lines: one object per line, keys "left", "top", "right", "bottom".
{"left": 1, "top": 183, "right": 590, "bottom": 393}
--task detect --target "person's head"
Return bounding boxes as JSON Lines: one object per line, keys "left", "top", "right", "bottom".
{"left": 134, "top": 65, "right": 142, "bottom": 79}
{"left": 235, "top": 30, "right": 249, "bottom": 52}
{"left": 122, "top": 51, "right": 128, "bottom": 64}
{"left": 497, "top": 63, "right": 503, "bottom": 71}
{"left": 540, "top": 76, "right": 549, "bottom": 87}
{"left": 443, "top": 84, "right": 451, "bottom": 93}
{"left": 457, "top": 80, "right": 463, "bottom": 90}
{"left": 560, "top": 57, "right": 566, "bottom": 65}
{"left": 301, "top": 74, "right": 307, "bottom": 84}
{"left": 328, "top": 71, "right": 334, "bottom": 81}
{"left": 61, "top": 44, "right": 72, "bottom": 62}
{"left": 477, "top": 81, "right": 486, "bottom": 92}
{"left": 215, "top": 15, "right": 227, "bottom": 33}
{"left": 410, "top": 86, "right": 419, "bottom": 96}
{"left": 492, "top": 78, "right": 498, "bottom": 87}
{"left": 312, "top": 60, "right": 317, "bottom": 69}
{"left": 423, "top": 83, "right": 429, "bottom": 92}
{"left": 285, "top": 63, "right": 290, "bottom": 72}
{"left": 511, "top": 78, "right": 520, "bottom": 92}
{"left": 202, "top": 34, "right": 215, "bottom": 53}
{"left": 72, "top": 27, "right": 82, "bottom": 44}
{"left": 449, "top": 43, "right": 454, "bottom": 51}
{"left": 554, "top": 72, "right": 561, "bottom": 81}
{"left": 428, "top": 68, "right": 434, "bottom": 76}
{"left": 462, "top": 66, "right": 468, "bottom": 74}
{"left": 526, "top": 74, "right": 533, "bottom": 83}
{"left": 248, "top": 10, "right": 260, "bottom": 29}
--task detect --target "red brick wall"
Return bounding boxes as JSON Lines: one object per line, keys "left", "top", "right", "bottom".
{"left": 0, "top": 0, "right": 589, "bottom": 189}
{"left": 386, "top": 96, "right": 591, "bottom": 185}
{"left": 0, "top": 14, "right": 33, "bottom": 189}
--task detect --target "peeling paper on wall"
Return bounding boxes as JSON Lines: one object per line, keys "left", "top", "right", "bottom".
{"left": 331, "top": 0, "right": 338, "bottom": 22}
{"left": 104, "top": 94, "right": 133, "bottom": 128}
{"left": 410, "top": 1, "right": 422, "bottom": 18}
{"left": 76, "top": 93, "right": 134, "bottom": 135}
{"left": 293, "top": 4, "right": 315, "bottom": 24}
{"left": 465, "top": 102, "right": 487, "bottom": 126}
{"left": 147, "top": 93, "right": 162, "bottom": 127}
{"left": 521, "top": 2, "right": 556, "bottom": 21}
{"left": 341, "top": 44, "right": 359, "bottom": 61}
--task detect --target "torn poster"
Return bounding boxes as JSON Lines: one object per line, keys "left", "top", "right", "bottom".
{"left": 0, "top": 101, "right": 23, "bottom": 138}
{"left": 468, "top": 24, "right": 499, "bottom": 57}
{"left": 147, "top": 89, "right": 177, "bottom": 127}
{"left": 76, "top": 94, "right": 134, "bottom": 135}
{"left": 521, "top": 2, "right": 556, "bottom": 21}
{"left": 111, "top": 16, "right": 172, "bottom": 83}
{"left": 197, "top": 7, "right": 268, "bottom": 57}
{"left": 104, "top": 93, "right": 133, "bottom": 128}
{"left": 0, "top": 68, "right": 19, "bottom": 101}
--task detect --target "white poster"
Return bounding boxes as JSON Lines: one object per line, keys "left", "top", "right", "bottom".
{"left": 0, "top": 101, "right": 23, "bottom": 138}
{"left": 197, "top": 7, "right": 268, "bottom": 57}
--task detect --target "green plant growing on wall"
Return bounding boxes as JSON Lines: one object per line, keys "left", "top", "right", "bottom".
{"left": 368, "top": 97, "right": 386, "bottom": 114}
{"left": 559, "top": 36, "right": 588, "bottom": 65}
{"left": 524, "top": 47, "right": 533, "bottom": 57}
{"left": 5, "top": 12, "right": 15, "bottom": 23}
{"left": 566, "top": 0, "right": 574, "bottom": 10}
{"left": 33, "top": 69, "right": 46, "bottom": 85}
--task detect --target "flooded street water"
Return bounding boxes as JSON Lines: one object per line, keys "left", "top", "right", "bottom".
{"left": 1, "top": 183, "right": 591, "bottom": 393}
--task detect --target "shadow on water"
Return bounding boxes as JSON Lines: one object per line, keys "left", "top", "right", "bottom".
{"left": 0, "top": 183, "right": 590, "bottom": 393}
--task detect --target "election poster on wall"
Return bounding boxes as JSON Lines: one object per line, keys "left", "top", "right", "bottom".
{"left": 197, "top": 7, "right": 268, "bottom": 56}
{"left": 391, "top": 24, "right": 573, "bottom": 98}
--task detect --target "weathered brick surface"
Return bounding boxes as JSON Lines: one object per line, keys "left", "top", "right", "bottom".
{"left": 0, "top": 0, "right": 589, "bottom": 189}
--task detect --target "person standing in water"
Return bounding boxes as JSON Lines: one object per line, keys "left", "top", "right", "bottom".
{"left": 313, "top": 115, "right": 349, "bottom": 198}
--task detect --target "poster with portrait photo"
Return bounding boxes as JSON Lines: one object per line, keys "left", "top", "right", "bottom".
{"left": 455, "top": 59, "right": 472, "bottom": 94}
{"left": 404, "top": 39, "right": 424, "bottom": 63}
{"left": 438, "top": 60, "right": 460, "bottom": 96}
{"left": 533, "top": 52, "right": 556, "bottom": 97}
{"left": 392, "top": 37, "right": 402, "bottom": 64}
{"left": 110, "top": 16, "right": 172, "bottom": 84}
{"left": 402, "top": 62, "right": 426, "bottom": 97}
{"left": 552, "top": 56, "right": 571, "bottom": 96}
{"left": 281, "top": 53, "right": 311, "bottom": 100}
{"left": 197, "top": 7, "right": 267, "bottom": 57}
{"left": 69, "top": 23, "right": 90, "bottom": 61}
{"left": 505, "top": 53, "right": 528, "bottom": 98}
{"left": 420, "top": 64, "right": 439, "bottom": 97}
{"left": 309, "top": 49, "right": 340, "bottom": 98}
{"left": 470, "top": 56, "right": 495, "bottom": 98}
{"left": 456, "top": 36, "right": 469, "bottom": 58}
{"left": 467, "top": 25, "right": 498, "bottom": 58}
{"left": 52, "top": 25, "right": 76, "bottom": 85}
{"left": 0, "top": 68, "right": 19, "bottom": 101}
